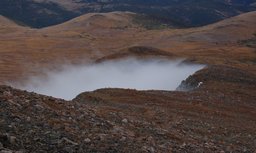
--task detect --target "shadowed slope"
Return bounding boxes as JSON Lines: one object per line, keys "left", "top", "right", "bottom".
{"left": 1, "top": 0, "right": 256, "bottom": 28}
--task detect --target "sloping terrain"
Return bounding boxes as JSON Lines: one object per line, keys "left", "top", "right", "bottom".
{"left": 0, "top": 11, "right": 256, "bottom": 153}
{"left": 0, "top": 0, "right": 78, "bottom": 28}
{"left": 0, "top": 65, "right": 256, "bottom": 152}
{"left": 0, "top": 11, "right": 256, "bottom": 84}
{"left": 1, "top": 0, "right": 256, "bottom": 28}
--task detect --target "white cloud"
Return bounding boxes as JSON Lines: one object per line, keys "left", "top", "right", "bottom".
{"left": 12, "top": 58, "right": 204, "bottom": 100}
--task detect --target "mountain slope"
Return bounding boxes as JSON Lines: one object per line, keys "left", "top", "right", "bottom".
{"left": 0, "top": 7, "right": 256, "bottom": 153}
{"left": 1, "top": 0, "right": 256, "bottom": 28}
{"left": 0, "top": 11, "right": 256, "bottom": 84}
{"left": 0, "top": 0, "right": 78, "bottom": 28}
{"left": 1, "top": 64, "right": 256, "bottom": 152}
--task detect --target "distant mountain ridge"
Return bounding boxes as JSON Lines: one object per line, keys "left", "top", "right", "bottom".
{"left": 0, "top": 0, "right": 256, "bottom": 28}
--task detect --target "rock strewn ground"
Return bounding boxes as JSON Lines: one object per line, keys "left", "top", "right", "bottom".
{"left": 0, "top": 65, "right": 256, "bottom": 153}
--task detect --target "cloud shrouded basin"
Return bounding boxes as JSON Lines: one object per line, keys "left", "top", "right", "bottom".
{"left": 13, "top": 58, "right": 204, "bottom": 100}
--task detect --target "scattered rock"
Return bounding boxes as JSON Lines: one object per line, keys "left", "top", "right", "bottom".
{"left": 3, "top": 91, "right": 12, "bottom": 97}
{"left": 120, "top": 136, "right": 126, "bottom": 141}
{"left": 8, "top": 136, "right": 16, "bottom": 145}
{"left": 98, "top": 134, "right": 107, "bottom": 141}
{"left": 122, "top": 118, "right": 128, "bottom": 124}
{"left": 0, "top": 81, "right": 255, "bottom": 152}
{"left": 1, "top": 150, "right": 13, "bottom": 153}
{"left": 26, "top": 117, "right": 31, "bottom": 122}
{"left": 59, "top": 138, "right": 78, "bottom": 146}
{"left": 142, "top": 146, "right": 155, "bottom": 153}
{"left": 34, "top": 104, "right": 44, "bottom": 110}
{"left": 148, "top": 147, "right": 155, "bottom": 153}
{"left": 84, "top": 138, "right": 91, "bottom": 143}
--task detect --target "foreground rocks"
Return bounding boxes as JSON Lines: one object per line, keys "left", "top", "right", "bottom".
{"left": 0, "top": 65, "right": 256, "bottom": 152}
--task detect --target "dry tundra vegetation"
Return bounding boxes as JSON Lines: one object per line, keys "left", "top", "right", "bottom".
{"left": 0, "top": 9, "right": 256, "bottom": 152}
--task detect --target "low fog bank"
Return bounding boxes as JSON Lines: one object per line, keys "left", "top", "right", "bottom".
{"left": 11, "top": 58, "right": 204, "bottom": 100}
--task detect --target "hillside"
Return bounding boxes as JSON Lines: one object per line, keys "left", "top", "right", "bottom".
{"left": 1, "top": 65, "right": 256, "bottom": 152}
{"left": 1, "top": 11, "right": 256, "bottom": 84}
{"left": 0, "top": 15, "right": 28, "bottom": 32}
{"left": 1, "top": 0, "right": 256, "bottom": 28}
{"left": 0, "top": 11, "right": 256, "bottom": 152}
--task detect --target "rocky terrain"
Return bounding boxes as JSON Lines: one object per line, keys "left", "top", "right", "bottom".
{"left": 1, "top": 0, "right": 256, "bottom": 28}
{"left": 0, "top": 5, "right": 256, "bottom": 153}
{"left": 0, "top": 64, "right": 256, "bottom": 152}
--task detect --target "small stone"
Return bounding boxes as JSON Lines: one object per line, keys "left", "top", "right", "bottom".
{"left": 113, "top": 126, "right": 123, "bottom": 133}
{"left": 25, "top": 100, "right": 30, "bottom": 103}
{"left": 1, "top": 150, "right": 13, "bottom": 153}
{"left": 3, "top": 91, "right": 12, "bottom": 97}
{"left": 9, "top": 136, "right": 16, "bottom": 144}
{"left": 120, "top": 136, "right": 126, "bottom": 141}
{"left": 142, "top": 146, "right": 147, "bottom": 151}
{"left": 60, "top": 137, "right": 78, "bottom": 146}
{"left": 181, "top": 142, "right": 186, "bottom": 148}
{"left": 34, "top": 104, "right": 43, "bottom": 110}
{"left": 98, "top": 134, "right": 107, "bottom": 141}
{"left": 122, "top": 119, "right": 128, "bottom": 124}
{"left": 125, "top": 130, "right": 135, "bottom": 137}
{"left": 26, "top": 117, "right": 31, "bottom": 122}
{"left": 148, "top": 147, "right": 155, "bottom": 153}
{"left": 142, "top": 146, "right": 155, "bottom": 153}
{"left": 146, "top": 136, "right": 156, "bottom": 146}
{"left": 147, "top": 136, "right": 153, "bottom": 142}
{"left": 84, "top": 138, "right": 91, "bottom": 143}
{"left": 159, "top": 143, "right": 168, "bottom": 149}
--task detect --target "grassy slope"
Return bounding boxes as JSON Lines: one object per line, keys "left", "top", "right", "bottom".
{"left": 0, "top": 11, "right": 256, "bottom": 83}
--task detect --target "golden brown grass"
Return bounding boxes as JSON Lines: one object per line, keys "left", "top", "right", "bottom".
{"left": 0, "top": 11, "right": 256, "bottom": 83}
